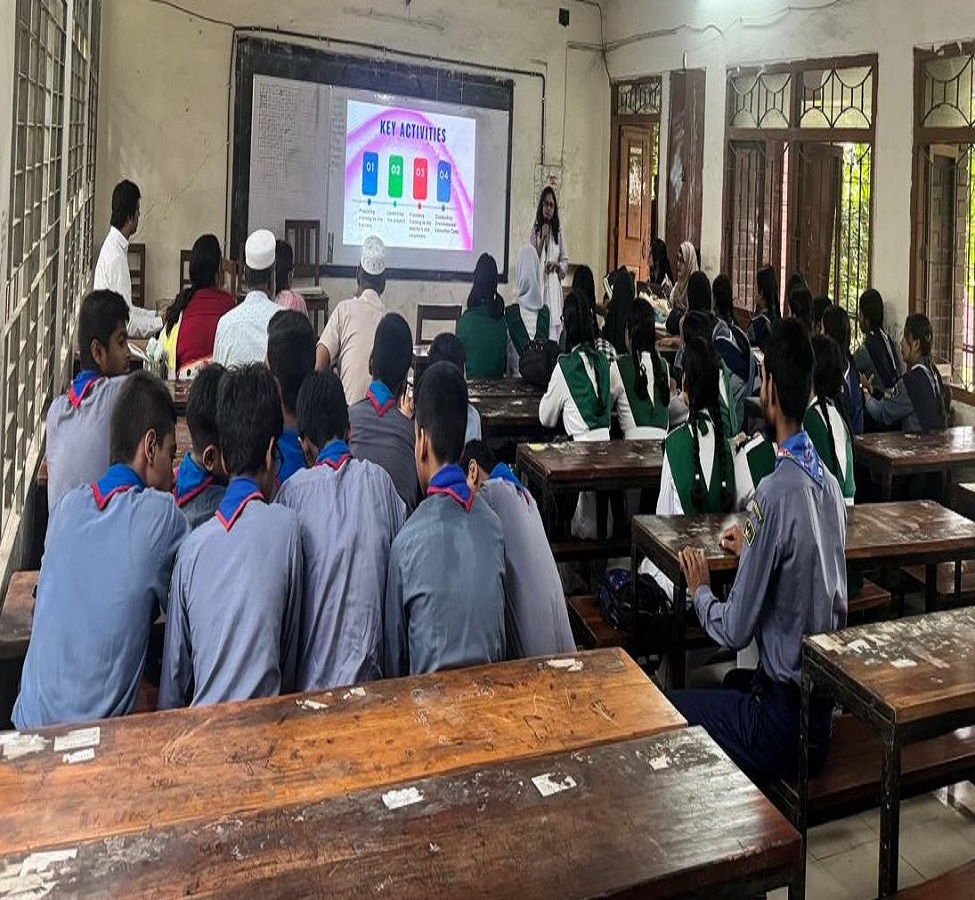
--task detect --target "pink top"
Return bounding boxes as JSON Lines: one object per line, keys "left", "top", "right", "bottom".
{"left": 276, "top": 289, "right": 309, "bottom": 317}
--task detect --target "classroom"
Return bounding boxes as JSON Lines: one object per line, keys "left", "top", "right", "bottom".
{"left": 3, "top": 0, "right": 975, "bottom": 897}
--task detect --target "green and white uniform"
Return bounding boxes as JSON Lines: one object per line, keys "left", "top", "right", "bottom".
{"left": 803, "top": 398, "right": 855, "bottom": 505}
{"left": 539, "top": 344, "right": 629, "bottom": 441}
{"left": 733, "top": 433, "right": 776, "bottom": 510}
{"left": 617, "top": 351, "right": 669, "bottom": 440}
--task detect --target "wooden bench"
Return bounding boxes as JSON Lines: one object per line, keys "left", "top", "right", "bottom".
{"left": 849, "top": 577, "right": 891, "bottom": 620}
{"left": 894, "top": 860, "right": 975, "bottom": 899}
{"left": 567, "top": 595, "right": 625, "bottom": 649}
{"left": 550, "top": 536, "right": 632, "bottom": 563}
{"left": 901, "top": 561, "right": 975, "bottom": 607}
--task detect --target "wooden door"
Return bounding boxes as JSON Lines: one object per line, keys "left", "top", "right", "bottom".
{"left": 616, "top": 125, "right": 655, "bottom": 281}
{"left": 792, "top": 143, "right": 843, "bottom": 297}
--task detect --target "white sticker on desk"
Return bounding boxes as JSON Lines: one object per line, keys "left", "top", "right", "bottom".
{"left": 546, "top": 658, "right": 583, "bottom": 673}
{"left": 532, "top": 773, "right": 577, "bottom": 797}
{"left": 382, "top": 787, "right": 424, "bottom": 810}
{"left": 53, "top": 726, "right": 100, "bottom": 752}
{"left": 18, "top": 848, "right": 77, "bottom": 877}
{"left": 649, "top": 755, "right": 670, "bottom": 771}
{"left": 62, "top": 747, "right": 95, "bottom": 764}
{"left": 891, "top": 658, "right": 918, "bottom": 669}
{"left": 0, "top": 732, "right": 49, "bottom": 760}
{"left": 847, "top": 639, "right": 871, "bottom": 653}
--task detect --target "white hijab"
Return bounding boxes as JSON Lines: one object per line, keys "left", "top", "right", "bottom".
{"left": 515, "top": 244, "right": 544, "bottom": 312}
{"left": 670, "top": 240, "right": 700, "bottom": 309}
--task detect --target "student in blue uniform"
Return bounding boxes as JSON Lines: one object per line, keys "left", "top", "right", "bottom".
{"left": 160, "top": 364, "right": 302, "bottom": 708}
{"left": 854, "top": 288, "right": 901, "bottom": 392}
{"left": 383, "top": 361, "right": 505, "bottom": 677}
{"left": 669, "top": 318, "right": 848, "bottom": 781}
{"left": 462, "top": 440, "right": 575, "bottom": 659}
{"left": 748, "top": 265, "right": 780, "bottom": 351}
{"left": 173, "top": 363, "right": 228, "bottom": 527}
{"left": 679, "top": 310, "right": 739, "bottom": 438}
{"left": 267, "top": 309, "right": 317, "bottom": 483}
{"left": 864, "top": 312, "right": 948, "bottom": 434}
{"left": 822, "top": 305, "right": 864, "bottom": 435}
{"left": 812, "top": 295, "right": 832, "bottom": 334}
{"left": 14, "top": 372, "right": 189, "bottom": 728}
{"left": 46, "top": 289, "right": 132, "bottom": 509}
{"left": 712, "top": 274, "right": 757, "bottom": 426}
{"left": 787, "top": 284, "right": 813, "bottom": 332}
{"left": 427, "top": 332, "right": 482, "bottom": 443}
{"left": 276, "top": 371, "right": 407, "bottom": 690}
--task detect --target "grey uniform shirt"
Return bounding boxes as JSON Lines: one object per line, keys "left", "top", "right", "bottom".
{"left": 384, "top": 492, "right": 506, "bottom": 677}
{"left": 349, "top": 399, "right": 420, "bottom": 513}
{"left": 46, "top": 375, "right": 127, "bottom": 509}
{"left": 692, "top": 450, "right": 848, "bottom": 686}
{"left": 275, "top": 458, "right": 406, "bottom": 691}
{"left": 479, "top": 478, "right": 575, "bottom": 659}
{"left": 159, "top": 491, "right": 302, "bottom": 709}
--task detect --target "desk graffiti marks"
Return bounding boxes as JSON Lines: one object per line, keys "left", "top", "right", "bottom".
{"left": 0, "top": 728, "right": 800, "bottom": 899}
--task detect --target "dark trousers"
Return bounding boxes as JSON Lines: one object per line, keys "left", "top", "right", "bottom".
{"left": 669, "top": 668, "right": 833, "bottom": 782}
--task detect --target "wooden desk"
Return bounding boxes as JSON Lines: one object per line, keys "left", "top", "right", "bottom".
{"left": 631, "top": 501, "right": 975, "bottom": 687}
{"left": 297, "top": 287, "right": 329, "bottom": 335}
{"left": 854, "top": 426, "right": 975, "bottom": 500}
{"left": 472, "top": 396, "right": 556, "bottom": 448}
{"left": 466, "top": 376, "right": 544, "bottom": 402}
{"left": 799, "top": 609, "right": 975, "bottom": 898}
{"left": 0, "top": 727, "right": 800, "bottom": 899}
{"left": 517, "top": 439, "right": 663, "bottom": 498}
{"left": 0, "top": 649, "right": 684, "bottom": 859}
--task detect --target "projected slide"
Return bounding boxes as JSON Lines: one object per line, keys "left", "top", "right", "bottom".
{"left": 343, "top": 100, "right": 476, "bottom": 252}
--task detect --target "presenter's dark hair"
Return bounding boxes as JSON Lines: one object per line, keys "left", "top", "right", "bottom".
{"left": 110, "top": 179, "right": 140, "bottom": 229}
{"left": 534, "top": 186, "right": 561, "bottom": 243}
{"left": 216, "top": 364, "right": 284, "bottom": 476}
{"left": 415, "top": 361, "right": 468, "bottom": 464}
{"left": 109, "top": 371, "right": 176, "bottom": 464}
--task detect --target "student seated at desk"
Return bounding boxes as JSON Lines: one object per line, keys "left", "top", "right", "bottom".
{"left": 267, "top": 309, "right": 317, "bottom": 483}
{"left": 748, "top": 265, "right": 780, "bottom": 352}
{"left": 863, "top": 312, "right": 949, "bottom": 434}
{"left": 806, "top": 335, "right": 856, "bottom": 503}
{"left": 462, "top": 440, "right": 575, "bottom": 659}
{"left": 274, "top": 239, "right": 309, "bottom": 317}
{"left": 160, "top": 364, "right": 302, "bottom": 709}
{"left": 47, "top": 289, "right": 131, "bottom": 509}
{"left": 677, "top": 311, "right": 739, "bottom": 439}
{"left": 854, "top": 288, "right": 902, "bottom": 393}
{"left": 348, "top": 313, "right": 419, "bottom": 513}
{"left": 617, "top": 297, "right": 670, "bottom": 440}
{"left": 428, "top": 332, "right": 482, "bottom": 443}
{"left": 174, "top": 362, "right": 228, "bottom": 527}
{"left": 787, "top": 284, "right": 813, "bottom": 333}
{"left": 15, "top": 372, "right": 189, "bottom": 728}
{"left": 277, "top": 371, "right": 406, "bottom": 689}
{"left": 670, "top": 318, "right": 848, "bottom": 781}
{"left": 505, "top": 244, "right": 552, "bottom": 378}
{"left": 383, "top": 362, "right": 506, "bottom": 677}
{"left": 712, "top": 274, "right": 758, "bottom": 427}
{"left": 574, "top": 265, "right": 618, "bottom": 364}
{"left": 822, "top": 305, "right": 864, "bottom": 435}
{"left": 457, "top": 253, "right": 508, "bottom": 378}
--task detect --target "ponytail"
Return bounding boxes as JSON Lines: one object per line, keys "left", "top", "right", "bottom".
{"left": 628, "top": 297, "right": 670, "bottom": 405}
{"left": 905, "top": 312, "right": 950, "bottom": 426}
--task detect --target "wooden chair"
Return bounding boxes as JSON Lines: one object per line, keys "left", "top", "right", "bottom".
{"left": 220, "top": 257, "right": 239, "bottom": 300}
{"left": 284, "top": 219, "right": 321, "bottom": 286}
{"left": 128, "top": 243, "right": 146, "bottom": 308}
{"left": 179, "top": 249, "right": 192, "bottom": 292}
{"left": 415, "top": 304, "right": 462, "bottom": 347}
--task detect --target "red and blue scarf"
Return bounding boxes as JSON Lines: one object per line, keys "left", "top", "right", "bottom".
{"left": 427, "top": 464, "right": 474, "bottom": 511}
{"left": 215, "top": 476, "right": 265, "bottom": 531}
{"left": 173, "top": 454, "right": 214, "bottom": 508}
{"left": 367, "top": 380, "right": 397, "bottom": 417}
{"left": 775, "top": 430, "right": 825, "bottom": 487}
{"left": 68, "top": 370, "right": 103, "bottom": 409}
{"left": 315, "top": 439, "right": 352, "bottom": 471}
{"left": 92, "top": 463, "right": 144, "bottom": 511}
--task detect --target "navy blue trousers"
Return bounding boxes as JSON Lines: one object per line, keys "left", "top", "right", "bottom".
{"left": 669, "top": 669, "right": 833, "bottom": 782}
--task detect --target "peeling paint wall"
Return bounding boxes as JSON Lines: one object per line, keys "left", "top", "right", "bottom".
{"left": 95, "top": 0, "right": 611, "bottom": 327}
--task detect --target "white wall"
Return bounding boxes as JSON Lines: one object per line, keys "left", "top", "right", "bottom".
{"left": 603, "top": 0, "right": 975, "bottom": 335}
{"left": 95, "top": 0, "right": 612, "bottom": 329}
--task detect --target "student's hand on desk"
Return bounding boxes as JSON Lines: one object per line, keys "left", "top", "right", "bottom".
{"left": 678, "top": 548, "right": 710, "bottom": 595}
{"left": 719, "top": 524, "right": 744, "bottom": 557}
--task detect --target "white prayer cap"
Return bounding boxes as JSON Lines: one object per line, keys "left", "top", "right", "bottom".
{"left": 360, "top": 235, "right": 386, "bottom": 275}
{"left": 245, "top": 229, "right": 276, "bottom": 270}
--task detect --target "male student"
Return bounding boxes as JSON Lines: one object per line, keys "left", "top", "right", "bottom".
{"left": 174, "top": 362, "right": 228, "bottom": 527}
{"left": 669, "top": 318, "right": 847, "bottom": 781}
{"left": 47, "top": 289, "right": 131, "bottom": 509}
{"left": 316, "top": 235, "right": 387, "bottom": 405}
{"left": 267, "top": 309, "right": 317, "bottom": 483}
{"left": 348, "top": 312, "right": 419, "bottom": 512}
{"left": 159, "top": 364, "right": 302, "bottom": 708}
{"left": 462, "top": 440, "right": 575, "bottom": 658}
{"left": 383, "top": 361, "right": 506, "bottom": 676}
{"left": 14, "top": 372, "right": 189, "bottom": 728}
{"left": 212, "top": 229, "right": 280, "bottom": 367}
{"left": 427, "top": 332, "right": 482, "bottom": 442}
{"left": 93, "top": 179, "right": 162, "bottom": 337}
{"left": 276, "top": 371, "right": 407, "bottom": 690}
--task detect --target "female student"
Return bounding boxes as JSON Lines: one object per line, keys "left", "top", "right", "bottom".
{"left": 854, "top": 288, "right": 901, "bottom": 391}
{"left": 457, "top": 253, "right": 507, "bottom": 378}
{"left": 712, "top": 274, "right": 757, "bottom": 427}
{"left": 505, "top": 244, "right": 549, "bottom": 376}
{"left": 806, "top": 335, "right": 855, "bottom": 502}
{"left": 274, "top": 240, "right": 309, "bottom": 316}
{"left": 749, "top": 264, "right": 780, "bottom": 350}
{"left": 602, "top": 266, "right": 636, "bottom": 356}
{"left": 529, "top": 187, "right": 568, "bottom": 342}
{"left": 573, "top": 265, "right": 617, "bottom": 362}
{"left": 666, "top": 241, "right": 699, "bottom": 333}
{"left": 679, "top": 311, "right": 739, "bottom": 439}
{"left": 617, "top": 297, "right": 670, "bottom": 439}
{"left": 161, "top": 234, "right": 235, "bottom": 377}
{"left": 646, "top": 237, "right": 674, "bottom": 293}
{"left": 864, "top": 312, "right": 949, "bottom": 433}
{"left": 822, "top": 305, "right": 864, "bottom": 435}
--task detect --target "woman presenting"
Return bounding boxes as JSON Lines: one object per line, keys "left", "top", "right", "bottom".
{"left": 529, "top": 186, "right": 568, "bottom": 342}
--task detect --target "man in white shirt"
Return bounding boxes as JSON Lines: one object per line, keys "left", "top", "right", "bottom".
{"left": 315, "top": 235, "right": 388, "bottom": 405}
{"left": 93, "top": 180, "right": 162, "bottom": 338}
{"left": 212, "top": 229, "right": 280, "bottom": 367}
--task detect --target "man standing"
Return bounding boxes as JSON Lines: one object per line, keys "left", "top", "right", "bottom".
{"left": 316, "top": 235, "right": 388, "bottom": 406}
{"left": 94, "top": 179, "right": 161, "bottom": 337}
{"left": 212, "top": 229, "right": 280, "bottom": 367}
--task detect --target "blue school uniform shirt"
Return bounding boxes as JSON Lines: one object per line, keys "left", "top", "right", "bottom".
{"left": 383, "top": 464, "right": 506, "bottom": 677}
{"left": 46, "top": 370, "right": 128, "bottom": 509}
{"left": 275, "top": 439, "right": 407, "bottom": 690}
{"left": 13, "top": 464, "right": 190, "bottom": 728}
{"left": 276, "top": 426, "right": 306, "bottom": 483}
{"left": 159, "top": 476, "right": 302, "bottom": 709}
{"left": 173, "top": 453, "right": 226, "bottom": 528}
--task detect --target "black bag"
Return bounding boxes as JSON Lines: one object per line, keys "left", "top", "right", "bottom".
{"left": 665, "top": 305, "right": 684, "bottom": 336}
{"left": 518, "top": 339, "right": 560, "bottom": 388}
{"left": 596, "top": 567, "right": 672, "bottom": 653}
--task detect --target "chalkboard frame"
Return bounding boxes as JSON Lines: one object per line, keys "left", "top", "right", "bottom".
{"left": 232, "top": 37, "right": 515, "bottom": 283}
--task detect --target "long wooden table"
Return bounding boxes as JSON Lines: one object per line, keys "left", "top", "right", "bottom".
{"left": 517, "top": 438, "right": 664, "bottom": 497}
{"left": 799, "top": 609, "right": 975, "bottom": 899}
{"left": 854, "top": 426, "right": 975, "bottom": 501}
{"left": 468, "top": 377, "right": 555, "bottom": 448}
{"left": 0, "top": 726, "right": 801, "bottom": 899}
{"left": 631, "top": 501, "right": 975, "bottom": 687}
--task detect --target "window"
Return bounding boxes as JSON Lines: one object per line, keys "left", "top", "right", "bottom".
{"left": 912, "top": 45, "right": 975, "bottom": 393}
{"left": 3, "top": 0, "right": 99, "bottom": 543}
{"left": 723, "top": 57, "right": 877, "bottom": 334}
